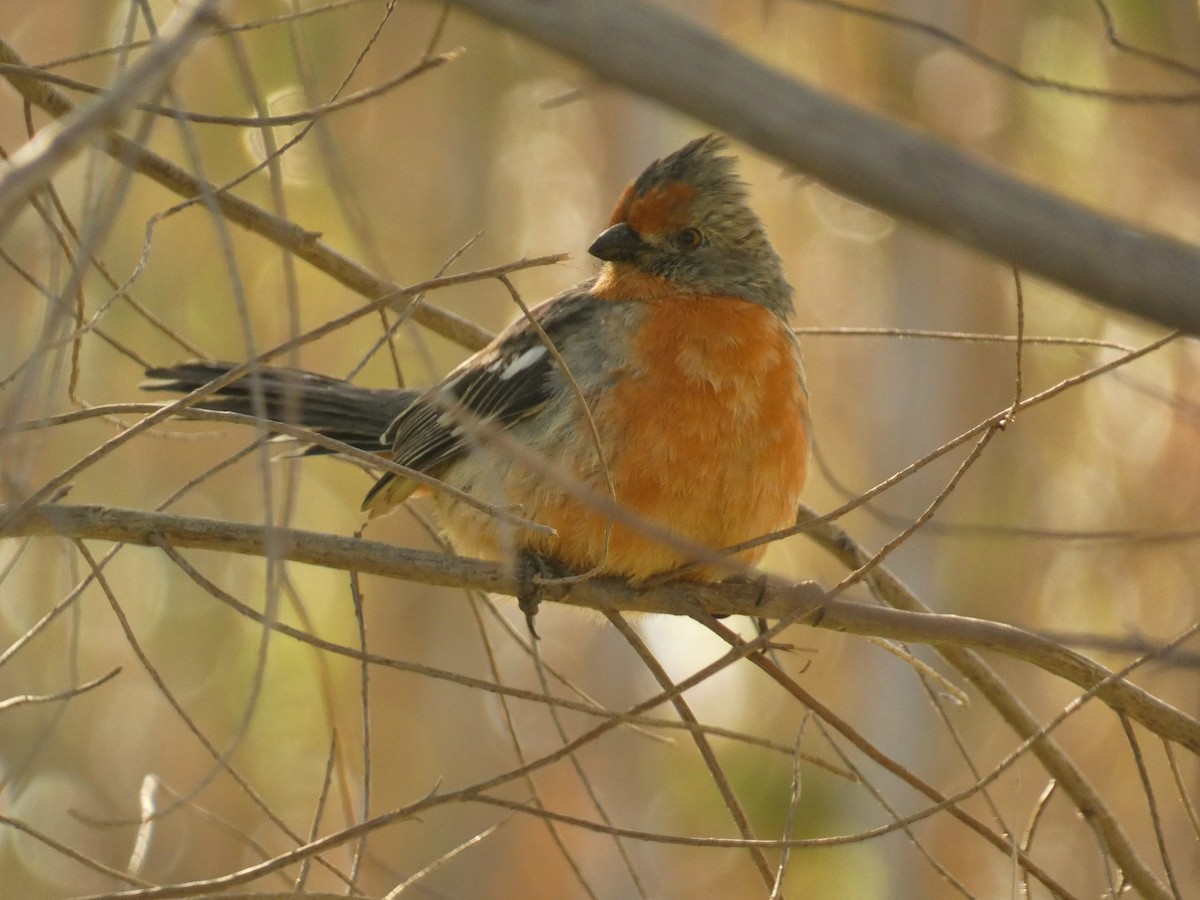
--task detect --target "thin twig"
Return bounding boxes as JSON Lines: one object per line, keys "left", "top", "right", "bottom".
{"left": 0, "top": 666, "right": 120, "bottom": 712}
{"left": 0, "top": 2, "right": 221, "bottom": 235}
{"left": 0, "top": 35, "right": 500, "bottom": 352}
{"left": 606, "top": 612, "right": 775, "bottom": 888}
{"left": 1118, "top": 716, "right": 1182, "bottom": 899}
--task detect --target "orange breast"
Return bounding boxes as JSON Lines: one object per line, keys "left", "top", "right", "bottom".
{"left": 526, "top": 294, "right": 809, "bottom": 581}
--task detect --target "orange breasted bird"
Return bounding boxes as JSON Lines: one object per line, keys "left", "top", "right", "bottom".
{"left": 144, "top": 136, "right": 810, "bottom": 627}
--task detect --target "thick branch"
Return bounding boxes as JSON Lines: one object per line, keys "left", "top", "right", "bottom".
{"left": 450, "top": 0, "right": 1200, "bottom": 336}
{"left": 5, "top": 503, "right": 1197, "bottom": 756}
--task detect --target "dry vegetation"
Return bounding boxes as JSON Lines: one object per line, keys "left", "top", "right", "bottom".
{"left": 2, "top": 2, "right": 1200, "bottom": 898}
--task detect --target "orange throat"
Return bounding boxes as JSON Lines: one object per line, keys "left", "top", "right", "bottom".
{"left": 592, "top": 264, "right": 688, "bottom": 302}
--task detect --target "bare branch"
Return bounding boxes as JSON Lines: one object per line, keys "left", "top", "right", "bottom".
{"left": 449, "top": 0, "right": 1200, "bottom": 336}
{"left": 0, "top": 1, "right": 220, "bottom": 235}
{"left": 797, "top": 504, "right": 1178, "bottom": 899}
{"left": 5, "top": 503, "right": 1198, "bottom": 759}
{"left": 0, "top": 667, "right": 120, "bottom": 712}
{"left": 0, "top": 33, "right": 497, "bottom": 352}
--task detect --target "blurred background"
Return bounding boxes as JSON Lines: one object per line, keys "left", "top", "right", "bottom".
{"left": 1, "top": 1, "right": 1200, "bottom": 897}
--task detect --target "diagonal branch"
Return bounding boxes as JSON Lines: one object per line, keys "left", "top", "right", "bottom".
{"left": 796, "top": 503, "right": 1176, "bottom": 900}
{"left": 448, "top": 0, "right": 1200, "bottom": 336}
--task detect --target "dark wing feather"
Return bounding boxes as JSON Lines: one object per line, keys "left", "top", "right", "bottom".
{"left": 361, "top": 286, "right": 596, "bottom": 509}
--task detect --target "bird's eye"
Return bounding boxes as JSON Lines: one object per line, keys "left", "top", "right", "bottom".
{"left": 674, "top": 227, "right": 703, "bottom": 252}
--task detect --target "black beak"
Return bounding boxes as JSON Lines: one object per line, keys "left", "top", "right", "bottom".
{"left": 588, "top": 223, "right": 647, "bottom": 262}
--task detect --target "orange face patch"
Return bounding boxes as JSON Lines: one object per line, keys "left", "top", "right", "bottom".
{"left": 614, "top": 182, "right": 697, "bottom": 235}
{"left": 607, "top": 182, "right": 636, "bottom": 226}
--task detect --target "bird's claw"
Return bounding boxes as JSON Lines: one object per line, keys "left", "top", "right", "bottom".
{"left": 515, "top": 551, "right": 572, "bottom": 641}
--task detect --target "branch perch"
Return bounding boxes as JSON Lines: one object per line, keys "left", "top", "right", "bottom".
{"left": 5, "top": 503, "right": 1197, "bottom": 757}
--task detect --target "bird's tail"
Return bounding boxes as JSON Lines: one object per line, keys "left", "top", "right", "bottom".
{"left": 142, "top": 361, "right": 414, "bottom": 455}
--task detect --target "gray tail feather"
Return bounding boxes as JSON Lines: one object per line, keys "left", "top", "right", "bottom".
{"left": 142, "top": 361, "right": 414, "bottom": 454}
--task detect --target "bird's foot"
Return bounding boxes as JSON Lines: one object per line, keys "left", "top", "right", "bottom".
{"left": 515, "top": 550, "right": 573, "bottom": 640}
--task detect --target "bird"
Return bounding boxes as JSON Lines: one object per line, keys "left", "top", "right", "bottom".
{"left": 144, "top": 135, "right": 810, "bottom": 628}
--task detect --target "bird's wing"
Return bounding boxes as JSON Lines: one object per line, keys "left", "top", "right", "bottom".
{"left": 362, "top": 284, "right": 597, "bottom": 508}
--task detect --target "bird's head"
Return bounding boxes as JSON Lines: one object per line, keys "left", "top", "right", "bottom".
{"left": 589, "top": 135, "right": 793, "bottom": 318}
